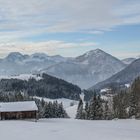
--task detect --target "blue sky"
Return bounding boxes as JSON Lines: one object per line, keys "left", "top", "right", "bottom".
{"left": 0, "top": 0, "right": 140, "bottom": 59}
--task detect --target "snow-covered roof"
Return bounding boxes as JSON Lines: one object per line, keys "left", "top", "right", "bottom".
{"left": 0, "top": 101, "right": 38, "bottom": 112}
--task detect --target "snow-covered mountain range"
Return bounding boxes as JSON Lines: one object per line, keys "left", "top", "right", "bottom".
{"left": 42, "top": 49, "right": 126, "bottom": 88}
{"left": 0, "top": 52, "right": 67, "bottom": 75}
{"left": 0, "top": 49, "right": 128, "bottom": 89}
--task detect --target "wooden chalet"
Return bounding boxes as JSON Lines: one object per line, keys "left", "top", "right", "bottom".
{"left": 0, "top": 101, "right": 38, "bottom": 120}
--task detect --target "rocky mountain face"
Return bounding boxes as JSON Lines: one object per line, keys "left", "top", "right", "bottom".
{"left": 90, "top": 59, "right": 140, "bottom": 91}
{"left": 43, "top": 49, "right": 126, "bottom": 89}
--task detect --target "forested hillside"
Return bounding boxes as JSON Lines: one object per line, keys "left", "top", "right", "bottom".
{"left": 90, "top": 59, "right": 140, "bottom": 91}
{"left": 76, "top": 77, "right": 140, "bottom": 120}
{"left": 0, "top": 73, "right": 81, "bottom": 100}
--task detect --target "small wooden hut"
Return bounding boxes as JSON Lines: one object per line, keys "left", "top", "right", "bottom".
{"left": 0, "top": 101, "right": 38, "bottom": 120}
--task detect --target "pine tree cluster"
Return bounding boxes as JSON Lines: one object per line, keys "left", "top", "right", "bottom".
{"left": 113, "top": 77, "right": 140, "bottom": 119}
{"left": 76, "top": 77, "right": 140, "bottom": 120}
{"left": 41, "top": 100, "right": 68, "bottom": 118}
{"left": 0, "top": 73, "right": 81, "bottom": 100}
{"left": 76, "top": 93, "right": 113, "bottom": 120}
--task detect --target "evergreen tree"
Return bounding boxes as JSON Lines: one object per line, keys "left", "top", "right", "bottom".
{"left": 103, "top": 101, "right": 112, "bottom": 120}
{"left": 88, "top": 94, "right": 96, "bottom": 120}
{"left": 113, "top": 91, "right": 128, "bottom": 119}
{"left": 76, "top": 98, "right": 84, "bottom": 119}
{"left": 43, "top": 102, "right": 50, "bottom": 118}
{"left": 58, "top": 103, "right": 68, "bottom": 118}
{"left": 129, "top": 78, "right": 140, "bottom": 118}
{"left": 95, "top": 94, "right": 103, "bottom": 120}
{"left": 43, "top": 101, "right": 68, "bottom": 118}
{"left": 84, "top": 102, "right": 89, "bottom": 119}
{"left": 41, "top": 98, "right": 45, "bottom": 108}
{"left": 53, "top": 101, "right": 59, "bottom": 117}
{"left": 129, "top": 91, "right": 137, "bottom": 118}
{"left": 88, "top": 93, "right": 104, "bottom": 120}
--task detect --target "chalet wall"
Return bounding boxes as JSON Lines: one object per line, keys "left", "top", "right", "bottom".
{"left": 0, "top": 111, "right": 37, "bottom": 120}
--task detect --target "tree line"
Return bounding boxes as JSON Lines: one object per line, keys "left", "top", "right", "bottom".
{"left": 76, "top": 77, "right": 140, "bottom": 120}
{"left": 0, "top": 73, "right": 81, "bottom": 100}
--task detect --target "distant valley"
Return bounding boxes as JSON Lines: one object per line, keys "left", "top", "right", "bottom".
{"left": 90, "top": 58, "right": 140, "bottom": 91}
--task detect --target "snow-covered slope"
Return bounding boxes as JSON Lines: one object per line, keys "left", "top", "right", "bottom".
{"left": 0, "top": 74, "right": 42, "bottom": 81}
{"left": 34, "top": 96, "right": 78, "bottom": 108}
{"left": 0, "top": 119, "right": 140, "bottom": 140}
{"left": 44, "top": 49, "right": 126, "bottom": 89}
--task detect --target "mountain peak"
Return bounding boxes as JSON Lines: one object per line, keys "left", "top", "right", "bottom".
{"left": 30, "top": 53, "right": 49, "bottom": 61}
{"left": 7, "top": 52, "right": 23, "bottom": 57}
{"left": 6, "top": 52, "right": 25, "bottom": 61}
{"left": 92, "top": 48, "right": 104, "bottom": 53}
{"left": 52, "top": 55, "right": 63, "bottom": 58}
{"left": 84, "top": 49, "right": 105, "bottom": 56}
{"left": 75, "top": 49, "right": 125, "bottom": 68}
{"left": 76, "top": 49, "right": 110, "bottom": 62}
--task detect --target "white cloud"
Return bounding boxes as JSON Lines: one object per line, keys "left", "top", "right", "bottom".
{"left": 87, "top": 31, "right": 104, "bottom": 35}
{"left": 112, "top": 51, "right": 140, "bottom": 59}
{"left": 0, "top": 0, "right": 140, "bottom": 57}
{"left": 0, "top": 0, "right": 139, "bottom": 39}
{"left": 0, "top": 40, "right": 99, "bottom": 57}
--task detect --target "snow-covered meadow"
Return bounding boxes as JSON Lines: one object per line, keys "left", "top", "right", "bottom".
{"left": 0, "top": 74, "right": 42, "bottom": 81}
{"left": 0, "top": 119, "right": 140, "bottom": 140}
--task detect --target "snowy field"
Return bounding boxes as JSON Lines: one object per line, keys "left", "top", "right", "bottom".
{"left": 0, "top": 74, "right": 42, "bottom": 81}
{"left": 34, "top": 93, "right": 85, "bottom": 118}
{"left": 0, "top": 119, "right": 140, "bottom": 140}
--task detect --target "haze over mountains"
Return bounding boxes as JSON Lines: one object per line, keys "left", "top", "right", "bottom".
{"left": 122, "top": 58, "right": 137, "bottom": 65}
{"left": 0, "top": 49, "right": 128, "bottom": 89}
{"left": 43, "top": 49, "right": 126, "bottom": 88}
{"left": 0, "top": 52, "right": 67, "bottom": 75}
{"left": 90, "top": 58, "right": 140, "bottom": 91}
